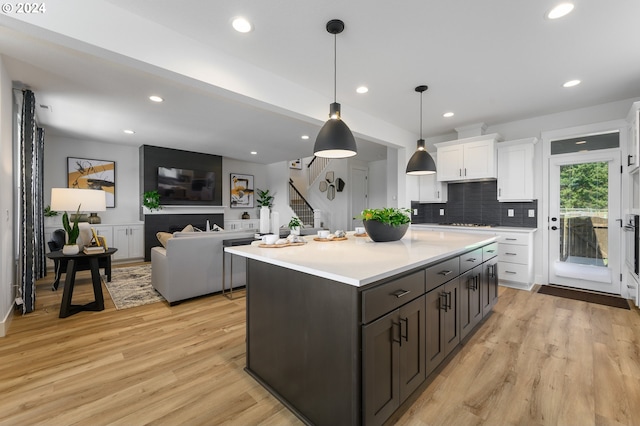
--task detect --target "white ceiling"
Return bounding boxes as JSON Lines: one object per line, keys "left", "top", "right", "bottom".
{"left": 1, "top": 0, "right": 639, "bottom": 164}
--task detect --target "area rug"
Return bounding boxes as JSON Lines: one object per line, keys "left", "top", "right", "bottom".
{"left": 103, "top": 264, "right": 165, "bottom": 310}
{"left": 538, "top": 284, "right": 630, "bottom": 310}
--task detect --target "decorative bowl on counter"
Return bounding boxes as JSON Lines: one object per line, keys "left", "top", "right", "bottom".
{"left": 363, "top": 220, "right": 409, "bottom": 242}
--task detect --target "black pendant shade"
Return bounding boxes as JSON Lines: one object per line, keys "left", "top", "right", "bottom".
{"left": 314, "top": 19, "right": 357, "bottom": 159}
{"left": 406, "top": 139, "right": 437, "bottom": 175}
{"left": 406, "top": 85, "right": 436, "bottom": 175}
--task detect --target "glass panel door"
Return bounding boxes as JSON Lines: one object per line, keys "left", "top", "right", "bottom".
{"left": 549, "top": 151, "right": 621, "bottom": 294}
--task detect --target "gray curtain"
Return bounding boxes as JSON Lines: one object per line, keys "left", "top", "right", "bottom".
{"left": 19, "top": 89, "right": 46, "bottom": 314}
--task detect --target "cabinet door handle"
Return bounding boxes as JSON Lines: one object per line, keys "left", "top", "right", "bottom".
{"left": 440, "top": 292, "right": 448, "bottom": 312}
{"left": 438, "top": 270, "right": 453, "bottom": 276}
{"left": 464, "top": 168, "right": 467, "bottom": 176}
{"left": 467, "top": 276, "right": 475, "bottom": 291}
{"left": 629, "top": 154, "right": 635, "bottom": 166}
{"left": 505, "top": 271, "right": 517, "bottom": 275}
{"left": 459, "top": 169, "right": 462, "bottom": 177}
{"left": 391, "top": 289, "right": 410, "bottom": 298}
{"left": 486, "top": 249, "right": 495, "bottom": 253}
{"left": 488, "top": 264, "right": 496, "bottom": 278}
{"left": 505, "top": 238, "right": 517, "bottom": 241}
{"left": 498, "top": 188, "right": 501, "bottom": 197}
{"left": 446, "top": 291, "right": 452, "bottom": 310}
{"left": 400, "top": 317, "right": 409, "bottom": 343}
{"left": 465, "top": 258, "right": 477, "bottom": 263}
{"left": 506, "top": 252, "right": 517, "bottom": 256}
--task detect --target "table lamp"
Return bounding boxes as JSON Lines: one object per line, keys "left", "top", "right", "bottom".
{"left": 50, "top": 188, "right": 107, "bottom": 248}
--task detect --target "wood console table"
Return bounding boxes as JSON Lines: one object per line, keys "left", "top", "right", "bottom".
{"left": 46, "top": 248, "right": 117, "bottom": 318}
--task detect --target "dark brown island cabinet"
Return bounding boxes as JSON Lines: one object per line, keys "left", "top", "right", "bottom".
{"left": 240, "top": 238, "right": 498, "bottom": 426}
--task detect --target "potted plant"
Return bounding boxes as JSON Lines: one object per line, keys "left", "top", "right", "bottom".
{"left": 143, "top": 190, "right": 162, "bottom": 212}
{"left": 256, "top": 188, "right": 274, "bottom": 234}
{"left": 61, "top": 205, "right": 81, "bottom": 255}
{"left": 357, "top": 207, "right": 411, "bottom": 242}
{"left": 256, "top": 188, "right": 274, "bottom": 208}
{"left": 288, "top": 216, "right": 302, "bottom": 235}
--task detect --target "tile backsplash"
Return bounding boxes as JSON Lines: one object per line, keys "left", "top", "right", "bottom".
{"left": 411, "top": 181, "right": 538, "bottom": 228}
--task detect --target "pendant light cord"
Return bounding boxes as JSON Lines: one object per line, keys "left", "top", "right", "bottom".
{"left": 333, "top": 33, "right": 337, "bottom": 103}
{"left": 419, "top": 90, "right": 423, "bottom": 139}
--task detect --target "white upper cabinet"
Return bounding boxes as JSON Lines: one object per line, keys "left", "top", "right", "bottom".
{"left": 418, "top": 173, "right": 448, "bottom": 203}
{"left": 497, "top": 138, "right": 537, "bottom": 202}
{"left": 435, "top": 134, "right": 499, "bottom": 182}
{"left": 627, "top": 101, "right": 639, "bottom": 172}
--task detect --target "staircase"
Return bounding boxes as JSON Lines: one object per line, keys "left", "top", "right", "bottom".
{"left": 289, "top": 179, "right": 314, "bottom": 226}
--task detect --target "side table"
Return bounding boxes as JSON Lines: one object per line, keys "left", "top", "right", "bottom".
{"left": 46, "top": 248, "right": 118, "bottom": 318}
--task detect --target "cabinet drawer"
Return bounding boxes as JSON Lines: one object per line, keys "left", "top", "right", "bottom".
{"left": 362, "top": 270, "right": 425, "bottom": 324}
{"left": 497, "top": 261, "right": 529, "bottom": 283}
{"left": 483, "top": 243, "right": 498, "bottom": 261}
{"left": 426, "top": 257, "right": 459, "bottom": 292}
{"left": 498, "top": 244, "right": 528, "bottom": 264}
{"left": 498, "top": 233, "right": 529, "bottom": 245}
{"left": 459, "top": 248, "right": 483, "bottom": 273}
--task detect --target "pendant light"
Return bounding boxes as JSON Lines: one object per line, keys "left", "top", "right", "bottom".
{"left": 313, "top": 19, "right": 357, "bottom": 158}
{"left": 406, "top": 85, "right": 436, "bottom": 175}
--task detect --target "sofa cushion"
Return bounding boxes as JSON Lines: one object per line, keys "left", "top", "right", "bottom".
{"left": 157, "top": 232, "right": 173, "bottom": 248}
{"left": 182, "top": 224, "right": 195, "bottom": 233}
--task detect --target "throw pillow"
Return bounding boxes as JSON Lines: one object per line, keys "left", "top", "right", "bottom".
{"left": 157, "top": 232, "right": 173, "bottom": 248}
{"left": 212, "top": 223, "right": 224, "bottom": 231}
{"left": 182, "top": 224, "right": 194, "bottom": 233}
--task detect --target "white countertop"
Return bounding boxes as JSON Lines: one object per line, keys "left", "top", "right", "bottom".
{"left": 411, "top": 224, "right": 538, "bottom": 233}
{"left": 225, "top": 229, "right": 497, "bottom": 287}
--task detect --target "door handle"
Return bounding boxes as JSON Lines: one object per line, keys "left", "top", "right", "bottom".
{"left": 400, "top": 317, "right": 409, "bottom": 343}
{"left": 440, "top": 292, "right": 448, "bottom": 312}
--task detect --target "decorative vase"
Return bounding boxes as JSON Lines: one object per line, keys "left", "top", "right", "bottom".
{"left": 363, "top": 220, "right": 409, "bottom": 242}
{"left": 62, "top": 244, "right": 80, "bottom": 255}
{"left": 290, "top": 226, "right": 300, "bottom": 236}
{"left": 242, "top": 211, "right": 250, "bottom": 219}
{"left": 259, "top": 206, "right": 270, "bottom": 234}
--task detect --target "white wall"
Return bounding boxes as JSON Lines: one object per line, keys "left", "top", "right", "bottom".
{"left": 43, "top": 135, "right": 141, "bottom": 225}
{"left": 222, "top": 157, "right": 268, "bottom": 223}
{"left": 0, "top": 57, "right": 14, "bottom": 336}
{"left": 367, "top": 159, "right": 387, "bottom": 209}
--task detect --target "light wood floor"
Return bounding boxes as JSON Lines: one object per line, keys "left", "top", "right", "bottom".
{"left": 1, "top": 266, "right": 640, "bottom": 425}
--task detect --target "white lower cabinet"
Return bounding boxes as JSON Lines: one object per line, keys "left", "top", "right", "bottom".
{"left": 224, "top": 219, "right": 259, "bottom": 230}
{"left": 112, "top": 224, "right": 145, "bottom": 260}
{"left": 496, "top": 231, "right": 534, "bottom": 290}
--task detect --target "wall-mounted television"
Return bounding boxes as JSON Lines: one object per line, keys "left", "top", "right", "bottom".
{"left": 157, "top": 166, "right": 216, "bottom": 204}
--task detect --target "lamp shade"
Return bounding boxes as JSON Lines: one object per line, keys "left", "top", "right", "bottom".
{"left": 406, "top": 139, "right": 437, "bottom": 175}
{"left": 314, "top": 117, "right": 357, "bottom": 158}
{"left": 50, "top": 188, "right": 107, "bottom": 212}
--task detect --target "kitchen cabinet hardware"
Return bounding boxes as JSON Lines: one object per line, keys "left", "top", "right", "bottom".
{"left": 391, "top": 289, "right": 411, "bottom": 298}
{"left": 400, "top": 317, "right": 409, "bottom": 343}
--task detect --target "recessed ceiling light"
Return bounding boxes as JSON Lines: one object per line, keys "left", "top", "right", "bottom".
{"left": 563, "top": 79, "right": 581, "bottom": 88}
{"left": 443, "top": 112, "right": 454, "bottom": 118}
{"left": 356, "top": 86, "right": 369, "bottom": 94}
{"left": 547, "top": 3, "right": 574, "bottom": 19}
{"left": 301, "top": 135, "right": 310, "bottom": 140}
{"left": 250, "top": 151, "right": 257, "bottom": 155}
{"left": 232, "top": 17, "right": 252, "bottom": 33}
{"left": 149, "top": 95, "right": 163, "bottom": 103}
{"left": 123, "top": 129, "right": 135, "bottom": 134}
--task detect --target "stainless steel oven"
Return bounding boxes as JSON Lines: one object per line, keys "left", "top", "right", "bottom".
{"left": 624, "top": 214, "right": 639, "bottom": 278}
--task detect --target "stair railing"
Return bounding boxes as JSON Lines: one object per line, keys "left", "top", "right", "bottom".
{"left": 289, "top": 178, "right": 315, "bottom": 226}
{"left": 307, "top": 156, "right": 330, "bottom": 187}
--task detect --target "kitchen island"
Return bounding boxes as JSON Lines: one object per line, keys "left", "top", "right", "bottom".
{"left": 225, "top": 228, "right": 498, "bottom": 426}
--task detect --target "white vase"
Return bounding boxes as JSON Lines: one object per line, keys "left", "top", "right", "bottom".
{"left": 62, "top": 244, "right": 80, "bottom": 255}
{"left": 259, "top": 206, "right": 270, "bottom": 234}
